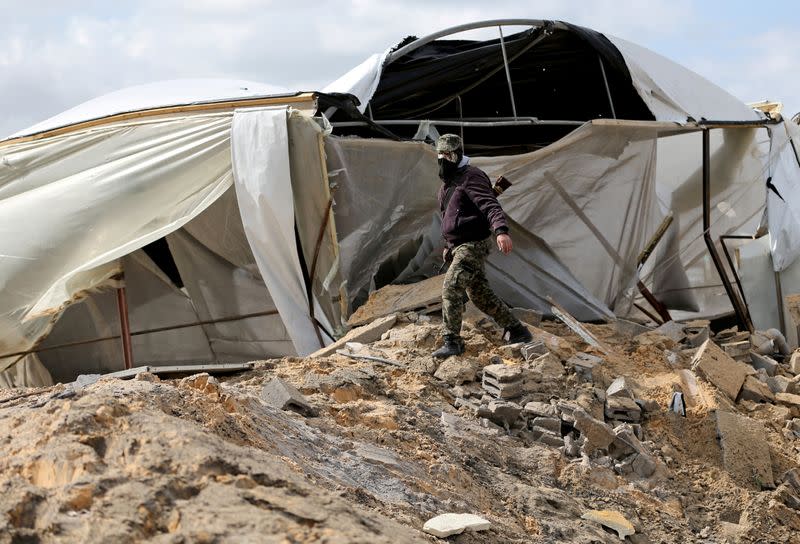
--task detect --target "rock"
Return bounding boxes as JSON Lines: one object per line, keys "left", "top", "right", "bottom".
{"left": 573, "top": 409, "right": 616, "bottom": 452}
{"left": 536, "top": 432, "right": 565, "bottom": 448}
{"left": 767, "top": 375, "right": 792, "bottom": 394}
{"left": 523, "top": 401, "right": 558, "bottom": 418}
{"left": 422, "top": 513, "right": 491, "bottom": 537}
{"left": 434, "top": 357, "right": 480, "bottom": 386}
{"left": 691, "top": 340, "right": 750, "bottom": 400}
{"left": 636, "top": 399, "right": 660, "bottom": 414}
{"left": 497, "top": 343, "right": 523, "bottom": 359}
{"left": 716, "top": 411, "right": 775, "bottom": 489}
{"left": 739, "top": 376, "right": 775, "bottom": 403}
{"left": 750, "top": 331, "right": 775, "bottom": 355}
{"left": 531, "top": 417, "right": 561, "bottom": 434}
{"left": 483, "top": 364, "right": 525, "bottom": 383}
{"left": 529, "top": 352, "right": 564, "bottom": 379}
{"left": 310, "top": 314, "right": 397, "bottom": 358}
{"left": 441, "top": 412, "right": 501, "bottom": 438}
{"left": 511, "top": 307, "right": 543, "bottom": 327}
{"left": 684, "top": 325, "right": 710, "bottom": 348}
{"left": 487, "top": 400, "right": 522, "bottom": 427}
{"left": 261, "top": 378, "right": 315, "bottom": 416}
{"left": 631, "top": 452, "right": 657, "bottom": 478}
{"left": 606, "top": 377, "right": 634, "bottom": 399}
{"left": 775, "top": 392, "right": 800, "bottom": 416}
{"left": 750, "top": 351, "right": 779, "bottom": 377}
{"left": 581, "top": 509, "right": 635, "bottom": 540}
{"left": 605, "top": 397, "right": 642, "bottom": 422}
{"left": 71, "top": 374, "right": 102, "bottom": 391}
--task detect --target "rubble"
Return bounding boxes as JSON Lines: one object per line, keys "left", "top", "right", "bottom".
{"left": 311, "top": 314, "right": 398, "bottom": 357}
{"left": 739, "top": 376, "right": 775, "bottom": 403}
{"left": 422, "top": 513, "right": 491, "bottom": 537}
{"left": 261, "top": 377, "right": 315, "bottom": 416}
{"left": 691, "top": 340, "right": 750, "bottom": 400}
{"left": 749, "top": 351, "right": 779, "bottom": 376}
{"left": 581, "top": 509, "right": 635, "bottom": 540}
{"left": 716, "top": 411, "right": 775, "bottom": 490}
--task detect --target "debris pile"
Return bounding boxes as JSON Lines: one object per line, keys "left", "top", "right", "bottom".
{"left": 1, "top": 297, "right": 800, "bottom": 542}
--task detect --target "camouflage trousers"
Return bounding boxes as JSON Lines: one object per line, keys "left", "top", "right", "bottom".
{"left": 442, "top": 238, "right": 520, "bottom": 338}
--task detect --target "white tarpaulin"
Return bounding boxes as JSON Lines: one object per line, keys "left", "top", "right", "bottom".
{"left": 323, "top": 52, "right": 389, "bottom": 113}
{"left": 231, "top": 107, "right": 332, "bottom": 356}
{"left": 766, "top": 120, "right": 800, "bottom": 272}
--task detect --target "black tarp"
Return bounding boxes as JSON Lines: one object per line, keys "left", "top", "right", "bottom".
{"left": 325, "top": 22, "right": 654, "bottom": 154}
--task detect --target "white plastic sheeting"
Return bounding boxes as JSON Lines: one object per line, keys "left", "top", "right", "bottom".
{"left": 231, "top": 107, "right": 333, "bottom": 356}
{"left": 323, "top": 52, "right": 389, "bottom": 113}
{"left": 607, "top": 37, "right": 761, "bottom": 123}
{"left": 0, "top": 112, "right": 235, "bottom": 378}
{"left": 8, "top": 79, "right": 292, "bottom": 139}
{"left": 766, "top": 120, "right": 800, "bottom": 272}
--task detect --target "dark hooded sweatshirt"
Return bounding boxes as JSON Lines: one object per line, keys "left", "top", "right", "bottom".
{"left": 438, "top": 165, "right": 509, "bottom": 248}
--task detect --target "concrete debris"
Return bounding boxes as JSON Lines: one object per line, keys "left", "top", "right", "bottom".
{"left": 486, "top": 400, "right": 522, "bottom": 427}
{"left": 531, "top": 416, "right": 561, "bottom": 434}
{"left": 749, "top": 351, "right": 779, "bottom": 377}
{"left": 790, "top": 351, "right": 800, "bottom": 375}
{"left": 496, "top": 343, "right": 523, "bottom": 359}
{"left": 775, "top": 392, "right": 800, "bottom": 416}
{"left": 261, "top": 378, "right": 315, "bottom": 416}
{"left": 691, "top": 340, "right": 750, "bottom": 401}
{"left": 716, "top": 411, "right": 775, "bottom": 490}
{"left": 312, "top": 314, "right": 398, "bottom": 357}
{"left": 434, "top": 357, "right": 480, "bottom": 386}
{"left": 614, "top": 318, "right": 652, "bottom": 337}
{"left": 721, "top": 340, "right": 751, "bottom": 362}
{"left": 581, "top": 509, "right": 635, "bottom": 540}
{"left": 520, "top": 341, "right": 548, "bottom": 362}
{"left": 422, "top": 513, "right": 491, "bottom": 537}
{"left": 605, "top": 396, "right": 642, "bottom": 422}
{"left": 763, "top": 328, "right": 791, "bottom": 356}
{"left": 652, "top": 320, "right": 686, "bottom": 343}
{"left": 573, "top": 409, "right": 616, "bottom": 452}
{"left": 606, "top": 377, "right": 634, "bottom": 399}
{"left": 567, "top": 352, "right": 602, "bottom": 383}
{"left": 511, "top": 307, "right": 543, "bottom": 327}
{"left": 684, "top": 325, "right": 710, "bottom": 348}
{"left": 523, "top": 401, "right": 558, "bottom": 418}
{"left": 767, "top": 375, "right": 792, "bottom": 394}
{"left": 739, "top": 375, "right": 775, "bottom": 403}
{"left": 551, "top": 303, "right": 608, "bottom": 353}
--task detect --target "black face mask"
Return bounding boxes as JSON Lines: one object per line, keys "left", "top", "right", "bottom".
{"left": 438, "top": 151, "right": 463, "bottom": 181}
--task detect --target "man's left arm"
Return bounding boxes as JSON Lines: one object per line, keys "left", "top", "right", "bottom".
{"left": 463, "top": 170, "right": 513, "bottom": 254}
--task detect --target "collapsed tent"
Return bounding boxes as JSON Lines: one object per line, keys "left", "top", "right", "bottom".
{"left": 1, "top": 20, "right": 799, "bottom": 388}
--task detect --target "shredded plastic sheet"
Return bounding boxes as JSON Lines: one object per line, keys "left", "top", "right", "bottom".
{"left": 766, "top": 120, "right": 800, "bottom": 272}
{"left": 322, "top": 52, "right": 389, "bottom": 113}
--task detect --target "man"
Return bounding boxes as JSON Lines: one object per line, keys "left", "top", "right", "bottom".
{"left": 433, "top": 133, "right": 533, "bottom": 359}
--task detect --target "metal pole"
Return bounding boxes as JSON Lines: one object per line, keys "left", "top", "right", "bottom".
{"left": 701, "top": 129, "right": 753, "bottom": 332}
{"left": 116, "top": 286, "right": 133, "bottom": 370}
{"left": 498, "top": 26, "right": 518, "bottom": 119}
{"left": 775, "top": 270, "right": 786, "bottom": 336}
{"left": 456, "top": 95, "right": 464, "bottom": 142}
{"left": 597, "top": 55, "right": 616, "bottom": 119}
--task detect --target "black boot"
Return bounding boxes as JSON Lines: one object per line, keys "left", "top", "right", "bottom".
{"left": 433, "top": 335, "right": 465, "bottom": 359}
{"left": 503, "top": 323, "right": 533, "bottom": 344}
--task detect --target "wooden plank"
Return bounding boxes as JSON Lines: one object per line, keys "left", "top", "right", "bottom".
{"left": 348, "top": 275, "right": 444, "bottom": 327}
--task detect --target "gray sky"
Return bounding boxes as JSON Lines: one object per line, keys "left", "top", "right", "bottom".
{"left": 1, "top": 0, "right": 798, "bottom": 137}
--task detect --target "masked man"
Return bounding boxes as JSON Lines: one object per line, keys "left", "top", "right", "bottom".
{"left": 433, "top": 134, "right": 533, "bottom": 358}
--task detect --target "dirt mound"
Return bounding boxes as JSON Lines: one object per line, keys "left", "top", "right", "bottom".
{"left": 1, "top": 314, "right": 799, "bottom": 543}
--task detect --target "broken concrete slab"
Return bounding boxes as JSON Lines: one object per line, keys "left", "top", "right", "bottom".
{"left": 483, "top": 364, "right": 525, "bottom": 383}
{"left": 520, "top": 341, "right": 548, "bottom": 362}
{"left": 684, "top": 325, "right": 710, "bottom": 348}
{"left": 573, "top": 409, "right": 616, "bottom": 452}
{"left": 523, "top": 401, "right": 558, "bottom": 418}
{"left": 311, "top": 314, "right": 398, "bottom": 358}
{"left": 422, "top": 513, "right": 491, "bottom": 537}
{"left": 531, "top": 416, "right": 561, "bottom": 434}
{"left": 348, "top": 276, "right": 443, "bottom": 327}
{"left": 691, "top": 340, "right": 750, "bottom": 401}
{"left": 486, "top": 400, "right": 523, "bottom": 427}
{"left": 652, "top": 321, "right": 686, "bottom": 343}
{"left": 606, "top": 377, "right": 634, "bottom": 399}
{"left": 775, "top": 393, "right": 800, "bottom": 416}
{"left": 614, "top": 319, "right": 652, "bottom": 337}
{"left": 511, "top": 307, "right": 543, "bottom": 327}
{"left": 529, "top": 353, "right": 564, "bottom": 379}
{"left": 739, "top": 376, "right": 775, "bottom": 403}
{"left": 581, "top": 510, "right": 635, "bottom": 540}
{"left": 749, "top": 351, "right": 779, "bottom": 377}
{"left": 261, "top": 378, "right": 315, "bottom": 416}
{"left": 716, "top": 411, "right": 775, "bottom": 490}
{"left": 790, "top": 351, "right": 800, "bottom": 375}
{"left": 567, "top": 352, "right": 603, "bottom": 383}
{"left": 767, "top": 375, "right": 792, "bottom": 394}
{"left": 605, "top": 397, "right": 642, "bottom": 422}
{"left": 721, "top": 340, "right": 751, "bottom": 362}
{"left": 441, "top": 412, "right": 501, "bottom": 439}
{"left": 551, "top": 302, "right": 609, "bottom": 353}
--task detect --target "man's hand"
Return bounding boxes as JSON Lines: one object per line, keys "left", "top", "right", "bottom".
{"left": 442, "top": 247, "right": 452, "bottom": 262}
{"left": 497, "top": 233, "right": 513, "bottom": 255}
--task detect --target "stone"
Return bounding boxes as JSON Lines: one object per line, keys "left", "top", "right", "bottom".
{"left": 487, "top": 400, "right": 522, "bottom": 427}
{"left": 531, "top": 417, "right": 561, "bottom": 434}
{"left": 529, "top": 352, "right": 564, "bottom": 379}
{"left": 537, "top": 432, "right": 565, "bottom": 448}
{"left": 483, "top": 364, "right": 525, "bottom": 383}
{"left": 739, "top": 376, "right": 775, "bottom": 403}
{"left": 652, "top": 321, "right": 686, "bottom": 343}
{"left": 684, "top": 325, "right": 710, "bottom": 348}
{"left": 511, "top": 307, "right": 543, "bottom": 327}
{"left": 750, "top": 331, "right": 775, "bottom": 355}
{"left": 573, "top": 409, "right": 616, "bottom": 452}
{"left": 261, "top": 378, "right": 315, "bottom": 416}
{"left": 691, "top": 340, "right": 750, "bottom": 400}
{"left": 783, "top": 468, "right": 800, "bottom": 492}
{"left": 482, "top": 379, "right": 525, "bottom": 400}
{"left": 790, "top": 351, "right": 800, "bottom": 375}
{"left": 422, "top": 513, "right": 491, "bottom": 537}
{"left": 721, "top": 340, "right": 752, "bottom": 362}
{"left": 310, "top": 314, "right": 397, "bottom": 357}
{"left": 605, "top": 397, "right": 642, "bottom": 422}
{"left": 716, "top": 411, "right": 775, "bottom": 489}
{"left": 775, "top": 484, "right": 800, "bottom": 510}
{"left": 441, "top": 412, "right": 501, "bottom": 439}
{"left": 775, "top": 392, "right": 800, "bottom": 416}
{"left": 767, "top": 375, "right": 792, "bottom": 394}
{"left": 636, "top": 399, "right": 660, "bottom": 413}
{"left": 606, "top": 377, "right": 634, "bottom": 399}
{"left": 434, "top": 357, "right": 480, "bottom": 386}
{"left": 581, "top": 510, "right": 635, "bottom": 540}
{"left": 750, "top": 351, "right": 779, "bottom": 377}
{"left": 497, "top": 343, "right": 523, "bottom": 359}
{"left": 523, "top": 401, "right": 558, "bottom": 418}
{"left": 631, "top": 452, "right": 657, "bottom": 478}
